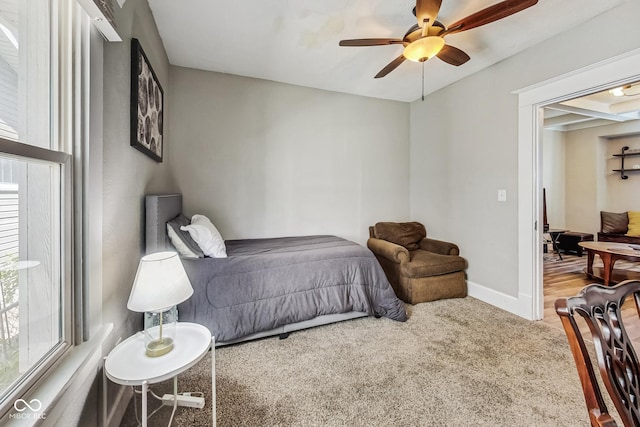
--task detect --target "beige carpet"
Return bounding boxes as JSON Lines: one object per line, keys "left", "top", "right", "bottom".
{"left": 120, "top": 297, "right": 601, "bottom": 426}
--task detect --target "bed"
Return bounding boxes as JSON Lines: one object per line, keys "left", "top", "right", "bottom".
{"left": 145, "top": 194, "right": 407, "bottom": 346}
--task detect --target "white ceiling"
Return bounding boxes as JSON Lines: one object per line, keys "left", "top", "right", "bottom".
{"left": 147, "top": 0, "right": 624, "bottom": 103}
{"left": 544, "top": 82, "right": 640, "bottom": 131}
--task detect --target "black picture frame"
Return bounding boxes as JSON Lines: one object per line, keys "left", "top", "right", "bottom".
{"left": 131, "top": 38, "right": 163, "bottom": 162}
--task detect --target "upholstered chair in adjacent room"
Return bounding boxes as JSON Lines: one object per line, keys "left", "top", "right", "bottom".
{"left": 367, "top": 222, "right": 467, "bottom": 304}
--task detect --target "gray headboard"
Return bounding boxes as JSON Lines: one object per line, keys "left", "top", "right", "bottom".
{"left": 145, "top": 193, "right": 182, "bottom": 254}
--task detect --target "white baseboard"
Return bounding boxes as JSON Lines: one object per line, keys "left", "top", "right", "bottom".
{"left": 517, "top": 292, "right": 536, "bottom": 320}
{"left": 467, "top": 280, "right": 521, "bottom": 317}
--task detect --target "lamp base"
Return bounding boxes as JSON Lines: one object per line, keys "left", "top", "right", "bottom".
{"left": 145, "top": 337, "right": 174, "bottom": 357}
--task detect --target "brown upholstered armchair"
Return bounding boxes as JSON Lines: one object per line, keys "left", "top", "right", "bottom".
{"left": 367, "top": 222, "right": 467, "bottom": 304}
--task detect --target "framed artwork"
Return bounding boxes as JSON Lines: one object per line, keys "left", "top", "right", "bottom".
{"left": 131, "top": 38, "right": 163, "bottom": 162}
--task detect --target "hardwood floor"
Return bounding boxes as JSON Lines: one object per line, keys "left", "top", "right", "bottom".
{"left": 542, "top": 250, "right": 640, "bottom": 342}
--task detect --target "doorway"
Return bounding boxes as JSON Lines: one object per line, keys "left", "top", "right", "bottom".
{"left": 516, "top": 48, "right": 640, "bottom": 321}
{"left": 540, "top": 93, "right": 640, "bottom": 328}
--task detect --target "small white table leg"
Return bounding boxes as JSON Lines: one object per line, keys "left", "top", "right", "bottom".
{"left": 167, "top": 376, "right": 178, "bottom": 426}
{"left": 142, "top": 380, "right": 148, "bottom": 427}
{"left": 211, "top": 337, "right": 216, "bottom": 427}
{"left": 103, "top": 357, "right": 107, "bottom": 427}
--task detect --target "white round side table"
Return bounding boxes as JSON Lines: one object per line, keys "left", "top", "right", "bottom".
{"left": 104, "top": 322, "right": 214, "bottom": 427}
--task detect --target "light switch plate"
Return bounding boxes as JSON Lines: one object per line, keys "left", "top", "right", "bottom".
{"left": 497, "top": 189, "right": 507, "bottom": 202}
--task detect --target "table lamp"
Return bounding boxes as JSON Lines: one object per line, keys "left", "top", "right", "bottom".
{"left": 127, "top": 251, "right": 194, "bottom": 357}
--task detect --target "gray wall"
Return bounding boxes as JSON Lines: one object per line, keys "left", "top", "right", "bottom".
{"left": 102, "top": 0, "right": 176, "bottom": 349}
{"left": 96, "top": 2, "right": 178, "bottom": 424}
{"left": 168, "top": 67, "right": 410, "bottom": 245}
{"left": 410, "top": 1, "right": 640, "bottom": 298}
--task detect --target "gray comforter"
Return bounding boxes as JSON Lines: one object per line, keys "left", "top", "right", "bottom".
{"left": 178, "top": 235, "right": 407, "bottom": 342}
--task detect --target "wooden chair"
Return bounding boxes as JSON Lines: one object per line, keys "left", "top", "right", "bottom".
{"left": 555, "top": 280, "right": 640, "bottom": 426}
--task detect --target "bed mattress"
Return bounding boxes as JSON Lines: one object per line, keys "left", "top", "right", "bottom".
{"left": 178, "top": 235, "right": 407, "bottom": 342}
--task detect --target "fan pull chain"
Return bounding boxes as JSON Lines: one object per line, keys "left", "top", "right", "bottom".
{"left": 421, "top": 61, "right": 425, "bottom": 101}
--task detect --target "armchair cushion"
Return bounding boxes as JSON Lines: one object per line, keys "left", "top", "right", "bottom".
{"left": 373, "top": 222, "right": 426, "bottom": 250}
{"left": 401, "top": 251, "right": 467, "bottom": 278}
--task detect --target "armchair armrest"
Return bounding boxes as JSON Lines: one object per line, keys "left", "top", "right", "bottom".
{"left": 367, "top": 238, "right": 409, "bottom": 264}
{"left": 419, "top": 238, "right": 459, "bottom": 255}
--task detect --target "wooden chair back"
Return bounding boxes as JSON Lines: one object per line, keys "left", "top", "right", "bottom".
{"left": 555, "top": 280, "right": 640, "bottom": 427}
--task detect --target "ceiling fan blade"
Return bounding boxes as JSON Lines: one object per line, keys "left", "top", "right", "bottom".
{"left": 339, "top": 38, "right": 405, "bottom": 47}
{"left": 442, "top": 0, "right": 538, "bottom": 36}
{"left": 374, "top": 55, "right": 406, "bottom": 79}
{"left": 415, "top": 0, "right": 442, "bottom": 28}
{"left": 437, "top": 45, "right": 470, "bottom": 66}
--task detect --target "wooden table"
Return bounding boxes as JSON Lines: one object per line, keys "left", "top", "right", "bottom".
{"left": 579, "top": 241, "right": 640, "bottom": 286}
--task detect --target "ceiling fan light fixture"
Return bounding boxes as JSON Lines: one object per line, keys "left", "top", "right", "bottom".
{"left": 403, "top": 36, "right": 444, "bottom": 62}
{"left": 340, "top": 0, "right": 539, "bottom": 78}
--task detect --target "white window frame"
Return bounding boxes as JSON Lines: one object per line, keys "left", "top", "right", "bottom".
{"left": 0, "top": 0, "right": 75, "bottom": 419}
{"left": 0, "top": 143, "right": 73, "bottom": 420}
{"left": 0, "top": 0, "right": 113, "bottom": 422}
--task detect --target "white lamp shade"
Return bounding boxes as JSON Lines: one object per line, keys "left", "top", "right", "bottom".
{"left": 127, "top": 251, "right": 194, "bottom": 312}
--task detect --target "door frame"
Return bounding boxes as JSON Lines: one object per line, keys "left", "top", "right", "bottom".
{"left": 515, "top": 47, "right": 640, "bottom": 320}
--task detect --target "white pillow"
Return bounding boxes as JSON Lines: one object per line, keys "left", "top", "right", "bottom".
{"left": 180, "top": 214, "right": 227, "bottom": 258}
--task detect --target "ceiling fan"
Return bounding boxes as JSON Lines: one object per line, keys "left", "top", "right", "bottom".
{"left": 339, "top": 0, "right": 539, "bottom": 79}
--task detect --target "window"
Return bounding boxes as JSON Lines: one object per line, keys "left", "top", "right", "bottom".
{"left": 0, "top": 0, "right": 74, "bottom": 414}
